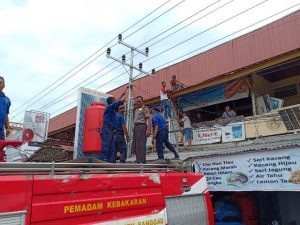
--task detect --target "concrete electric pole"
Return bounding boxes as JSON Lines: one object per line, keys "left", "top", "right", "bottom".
{"left": 106, "top": 34, "right": 155, "bottom": 158}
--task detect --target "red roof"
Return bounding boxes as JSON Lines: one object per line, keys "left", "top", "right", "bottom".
{"left": 49, "top": 10, "right": 300, "bottom": 134}
{"left": 48, "top": 107, "right": 77, "bottom": 133}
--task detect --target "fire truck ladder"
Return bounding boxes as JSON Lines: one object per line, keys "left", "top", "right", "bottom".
{"left": 0, "top": 162, "right": 191, "bottom": 174}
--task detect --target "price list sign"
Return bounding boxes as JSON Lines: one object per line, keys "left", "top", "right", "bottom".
{"left": 194, "top": 148, "right": 300, "bottom": 191}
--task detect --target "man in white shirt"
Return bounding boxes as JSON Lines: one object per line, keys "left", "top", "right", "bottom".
{"left": 160, "top": 81, "right": 171, "bottom": 119}
{"left": 178, "top": 111, "right": 192, "bottom": 149}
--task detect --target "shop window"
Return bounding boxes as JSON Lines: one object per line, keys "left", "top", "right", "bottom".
{"left": 273, "top": 84, "right": 297, "bottom": 99}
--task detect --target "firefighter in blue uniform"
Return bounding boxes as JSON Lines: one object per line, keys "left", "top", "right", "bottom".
{"left": 114, "top": 108, "right": 129, "bottom": 163}
{"left": 151, "top": 107, "right": 179, "bottom": 160}
{"left": 98, "top": 96, "right": 124, "bottom": 163}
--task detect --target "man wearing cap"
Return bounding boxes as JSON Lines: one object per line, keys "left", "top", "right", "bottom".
{"left": 99, "top": 96, "right": 124, "bottom": 163}
{"left": 0, "top": 76, "right": 11, "bottom": 140}
{"left": 132, "top": 96, "right": 151, "bottom": 164}
{"left": 151, "top": 107, "right": 179, "bottom": 160}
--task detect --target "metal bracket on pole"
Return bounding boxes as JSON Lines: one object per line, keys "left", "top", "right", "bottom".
{"left": 106, "top": 34, "right": 155, "bottom": 159}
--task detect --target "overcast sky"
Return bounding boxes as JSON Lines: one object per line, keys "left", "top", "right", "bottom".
{"left": 1, "top": 0, "right": 299, "bottom": 122}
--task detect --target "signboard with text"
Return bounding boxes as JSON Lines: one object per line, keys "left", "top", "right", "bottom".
{"left": 194, "top": 147, "right": 300, "bottom": 191}
{"left": 192, "top": 128, "right": 221, "bottom": 145}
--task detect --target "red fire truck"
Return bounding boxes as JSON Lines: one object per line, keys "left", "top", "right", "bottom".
{"left": 0, "top": 162, "right": 214, "bottom": 225}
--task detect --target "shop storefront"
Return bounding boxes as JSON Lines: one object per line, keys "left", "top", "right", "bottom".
{"left": 193, "top": 147, "right": 300, "bottom": 225}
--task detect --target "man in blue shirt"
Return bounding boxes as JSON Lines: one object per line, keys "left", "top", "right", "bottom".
{"left": 98, "top": 96, "right": 124, "bottom": 163}
{"left": 151, "top": 107, "right": 179, "bottom": 160}
{"left": 114, "top": 108, "right": 129, "bottom": 163}
{"left": 0, "top": 76, "right": 11, "bottom": 140}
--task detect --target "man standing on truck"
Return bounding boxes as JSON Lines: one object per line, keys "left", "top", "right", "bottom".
{"left": 99, "top": 96, "right": 124, "bottom": 163}
{"left": 0, "top": 76, "right": 11, "bottom": 140}
{"left": 160, "top": 81, "right": 171, "bottom": 119}
{"left": 151, "top": 107, "right": 179, "bottom": 160}
{"left": 131, "top": 96, "right": 151, "bottom": 164}
{"left": 114, "top": 108, "right": 129, "bottom": 163}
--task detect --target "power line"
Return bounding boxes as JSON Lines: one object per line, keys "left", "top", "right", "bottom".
{"left": 33, "top": 0, "right": 190, "bottom": 115}
{"left": 11, "top": 0, "right": 173, "bottom": 117}
{"left": 43, "top": 72, "right": 129, "bottom": 118}
{"left": 142, "top": 0, "right": 271, "bottom": 64}
{"left": 17, "top": 0, "right": 227, "bottom": 115}
{"left": 121, "top": 0, "right": 172, "bottom": 35}
{"left": 98, "top": 0, "right": 275, "bottom": 99}
{"left": 154, "top": 3, "right": 300, "bottom": 70}
{"left": 124, "top": 0, "right": 187, "bottom": 40}
{"left": 38, "top": 63, "right": 120, "bottom": 111}
{"left": 32, "top": 2, "right": 300, "bottom": 118}
{"left": 108, "top": 3, "right": 300, "bottom": 108}
{"left": 135, "top": 0, "right": 227, "bottom": 51}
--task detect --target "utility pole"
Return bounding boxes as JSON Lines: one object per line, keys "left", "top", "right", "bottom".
{"left": 106, "top": 34, "right": 155, "bottom": 158}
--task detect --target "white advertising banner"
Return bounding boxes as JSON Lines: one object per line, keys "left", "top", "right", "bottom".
{"left": 194, "top": 147, "right": 300, "bottom": 191}
{"left": 221, "top": 122, "right": 245, "bottom": 143}
{"left": 192, "top": 128, "right": 221, "bottom": 145}
{"left": 23, "top": 111, "right": 49, "bottom": 144}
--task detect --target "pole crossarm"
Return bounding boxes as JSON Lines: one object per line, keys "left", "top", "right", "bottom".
{"left": 107, "top": 55, "right": 153, "bottom": 77}
{"left": 119, "top": 40, "right": 148, "bottom": 57}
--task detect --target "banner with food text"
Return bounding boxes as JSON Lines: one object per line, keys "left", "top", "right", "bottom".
{"left": 193, "top": 147, "right": 300, "bottom": 191}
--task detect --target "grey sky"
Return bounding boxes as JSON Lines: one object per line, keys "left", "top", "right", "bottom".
{"left": 1, "top": 0, "right": 299, "bottom": 122}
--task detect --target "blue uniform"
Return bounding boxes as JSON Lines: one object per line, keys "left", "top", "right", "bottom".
{"left": 99, "top": 100, "right": 121, "bottom": 162}
{"left": 152, "top": 113, "right": 179, "bottom": 159}
{"left": 0, "top": 92, "right": 11, "bottom": 140}
{"left": 114, "top": 112, "right": 127, "bottom": 163}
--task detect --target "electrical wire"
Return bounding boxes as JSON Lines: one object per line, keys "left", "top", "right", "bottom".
{"left": 154, "top": 3, "right": 300, "bottom": 70}
{"left": 133, "top": 85, "right": 156, "bottom": 98}
{"left": 38, "top": 63, "right": 120, "bottom": 111}
{"left": 30, "top": 3, "right": 300, "bottom": 118}
{"left": 10, "top": 0, "right": 174, "bottom": 117}
{"left": 44, "top": 72, "right": 129, "bottom": 118}
{"left": 19, "top": 0, "right": 229, "bottom": 115}
{"left": 142, "top": 0, "right": 271, "bottom": 64}
{"left": 131, "top": 2, "right": 300, "bottom": 99}
{"left": 90, "top": 5, "right": 300, "bottom": 118}
{"left": 123, "top": 0, "right": 187, "bottom": 40}
{"left": 135, "top": 0, "right": 230, "bottom": 52}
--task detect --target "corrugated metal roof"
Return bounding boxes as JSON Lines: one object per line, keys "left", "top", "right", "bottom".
{"left": 127, "top": 133, "right": 300, "bottom": 162}
{"left": 49, "top": 10, "right": 300, "bottom": 133}
{"left": 48, "top": 108, "right": 76, "bottom": 133}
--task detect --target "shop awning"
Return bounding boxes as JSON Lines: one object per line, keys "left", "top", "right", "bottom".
{"left": 179, "top": 78, "right": 250, "bottom": 111}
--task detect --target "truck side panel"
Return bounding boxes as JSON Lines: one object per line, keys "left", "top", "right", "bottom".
{"left": 0, "top": 175, "right": 33, "bottom": 225}
{"left": 160, "top": 173, "right": 214, "bottom": 225}
{"left": 31, "top": 173, "right": 165, "bottom": 225}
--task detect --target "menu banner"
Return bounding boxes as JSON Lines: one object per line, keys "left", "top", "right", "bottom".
{"left": 194, "top": 148, "right": 300, "bottom": 191}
